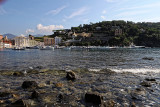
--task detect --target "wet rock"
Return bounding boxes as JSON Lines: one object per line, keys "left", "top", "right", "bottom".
{"left": 27, "top": 69, "right": 39, "bottom": 74}
{"left": 46, "top": 81, "right": 52, "bottom": 85}
{"left": 31, "top": 90, "right": 40, "bottom": 99}
{"left": 13, "top": 71, "right": 24, "bottom": 76}
{"left": 66, "top": 71, "right": 76, "bottom": 81}
{"left": 130, "top": 102, "right": 136, "bottom": 107}
{"left": 145, "top": 78, "right": 156, "bottom": 82}
{"left": 102, "top": 100, "right": 115, "bottom": 107}
{"left": 36, "top": 66, "right": 43, "bottom": 69}
{"left": 85, "top": 92, "right": 103, "bottom": 105}
{"left": 0, "top": 92, "right": 12, "bottom": 98}
{"left": 142, "top": 57, "right": 154, "bottom": 60}
{"left": 100, "top": 68, "right": 116, "bottom": 75}
{"left": 140, "top": 81, "right": 151, "bottom": 87}
{"left": 22, "top": 81, "right": 38, "bottom": 89}
{"left": 55, "top": 83, "right": 64, "bottom": 88}
{"left": 131, "top": 87, "right": 146, "bottom": 100}
{"left": 10, "top": 99, "right": 28, "bottom": 107}
{"left": 57, "top": 94, "right": 63, "bottom": 103}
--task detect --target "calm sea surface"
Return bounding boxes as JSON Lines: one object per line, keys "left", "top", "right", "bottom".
{"left": 0, "top": 48, "right": 160, "bottom": 73}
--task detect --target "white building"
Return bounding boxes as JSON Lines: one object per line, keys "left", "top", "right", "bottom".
{"left": 55, "top": 36, "right": 62, "bottom": 45}
{"left": 14, "top": 36, "right": 29, "bottom": 47}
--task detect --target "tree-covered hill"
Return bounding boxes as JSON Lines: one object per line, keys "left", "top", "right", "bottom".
{"left": 71, "top": 20, "right": 160, "bottom": 47}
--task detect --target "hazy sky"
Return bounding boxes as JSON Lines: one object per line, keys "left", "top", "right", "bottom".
{"left": 0, "top": 0, "right": 160, "bottom": 36}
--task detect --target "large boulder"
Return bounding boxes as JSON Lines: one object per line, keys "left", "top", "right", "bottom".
{"left": 22, "top": 81, "right": 38, "bottom": 89}
{"left": 66, "top": 71, "right": 76, "bottom": 81}
{"left": 85, "top": 92, "right": 103, "bottom": 105}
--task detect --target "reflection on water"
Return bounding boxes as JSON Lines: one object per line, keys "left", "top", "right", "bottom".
{"left": 0, "top": 48, "right": 160, "bottom": 71}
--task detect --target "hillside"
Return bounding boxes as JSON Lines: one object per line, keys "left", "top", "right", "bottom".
{"left": 70, "top": 20, "right": 160, "bottom": 47}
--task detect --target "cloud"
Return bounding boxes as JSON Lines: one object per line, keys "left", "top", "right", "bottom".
{"left": 26, "top": 29, "right": 35, "bottom": 34}
{"left": 37, "top": 24, "right": 64, "bottom": 33}
{"left": 46, "top": 5, "right": 67, "bottom": 15}
{"left": 101, "top": 16, "right": 106, "bottom": 20}
{"left": 0, "top": 6, "right": 6, "bottom": 15}
{"left": 66, "top": 7, "right": 88, "bottom": 19}
{"left": 20, "top": 34, "right": 25, "bottom": 37}
{"left": 102, "top": 10, "right": 106, "bottom": 14}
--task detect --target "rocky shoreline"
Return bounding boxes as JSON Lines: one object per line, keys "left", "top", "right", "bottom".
{"left": 0, "top": 68, "right": 160, "bottom": 107}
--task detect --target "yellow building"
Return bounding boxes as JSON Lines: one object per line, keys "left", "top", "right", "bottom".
{"left": 29, "top": 40, "right": 38, "bottom": 47}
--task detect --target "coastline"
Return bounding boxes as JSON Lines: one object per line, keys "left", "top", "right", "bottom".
{"left": 0, "top": 68, "right": 160, "bottom": 106}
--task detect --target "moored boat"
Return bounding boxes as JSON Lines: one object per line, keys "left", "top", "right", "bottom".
{"left": 12, "top": 47, "right": 26, "bottom": 50}
{"left": 39, "top": 46, "right": 54, "bottom": 50}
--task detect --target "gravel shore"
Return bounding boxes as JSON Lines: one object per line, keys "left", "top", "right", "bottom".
{"left": 0, "top": 68, "right": 160, "bottom": 107}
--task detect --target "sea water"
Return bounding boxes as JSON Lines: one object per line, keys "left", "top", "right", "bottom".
{"left": 0, "top": 48, "right": 160, "bottom": 74}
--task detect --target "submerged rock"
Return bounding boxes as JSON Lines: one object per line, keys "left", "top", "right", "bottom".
{"left": 140, "top": 81, "right": 151, "bottom": 87}
{"left": 66, "top": 71, "right": 76, "bottom": 81}
{"left": 13, "top": 71, "right": 24, "bottom": 76}
{"left": 31, "top": 90, "right": 40, "bottom": 99}
{"left": 99, "top": 68, "right": 116, "bottom": 75}
{"left": 0, "top": 92, "right": 12, "bottom": 98}
{"left": 27, "top": 69, "right": 39, "bottom": 74}
{"left": 10, "top": 99, "right": 28, "bottom": 107}
{"left": 22, "top": 81, "right": 38, "bottom": 89}
{"left": 145, "top": 78, "right": 156, "bottom": 82}
{"left": 142, "top": 57, "right": 154, "bottom": 60}
{"left": 85, "top": 92, "right": 103, "bottom": 105}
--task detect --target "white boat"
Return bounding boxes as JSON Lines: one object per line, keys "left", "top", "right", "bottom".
{"left": 12, "top": 47, "right": 26, "bottom": 50}
{"left": 39, "top": 46, "right": 54, "bottom": 50}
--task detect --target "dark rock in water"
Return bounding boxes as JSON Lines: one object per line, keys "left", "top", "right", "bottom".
{"left": 85, "top": 92, "right": 102, "bottom": 105}
{"left": 142, "top": 57, "right": 154, "bottom": 60}
{"left": 0, "top": 92, "right": 12, "bottom": 98}
{"left": 57, "top": 94, "right": 63, "bottom": 103}
{"left": 66, "top": 71, "right": 76, "bottom": 81}
{"left": 31, "top": 90, "right": 40, "bottom": 99}
{"left": 145, "top": 78, "right": 156, "bottom": 82}
{"left": 27, "top": 69, "right": 39, "bottom": 74}
{"left": 13, "top": 71, "right": 24, "bottom": 76}
{"left": 22, "top": 81, "right": 38, "bottom": 89}
{"left": 36, "top": 66, "right": 43, "bottom": 69}
{"left": 140, "top": 81, "right": 151, "bottom": 87}
{"left": 10, "top": 99, "right": 27, "bottom": 107}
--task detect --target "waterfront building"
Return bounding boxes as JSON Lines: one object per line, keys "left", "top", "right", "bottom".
{"left": 44, "top": 37, "right": 55, "bottom": 46}
{"left": 14, "top": 36, "right": 29, "bottom": 47}
{"left": 29, "top": 40, "right": 38, "bottom": 47}
{"left": 0, "top": 35, "right": 13, "bottom": 48}
{"left": 0, "top": 35, "right": 3, "bottom": 48}
{"left": 0, "top": 35, "right": 3, "bottom": 40}
{"left": 55, "top": 36, "right": 62, "bottom": 45}
{"left": 28, "top": 35, "right": 38, "bottom": 47}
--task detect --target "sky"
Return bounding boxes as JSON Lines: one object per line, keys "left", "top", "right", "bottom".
{"left": 0, "top": 0, "right": 160, "bottom": 36}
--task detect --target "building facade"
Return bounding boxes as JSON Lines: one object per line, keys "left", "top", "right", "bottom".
{"left": 55, "top": 36, "right": 62, "bottom": 45}
{"left": 14, "top": 36, "right": 29, "bottom": 47}
{"left": 44, "top": 37, "right": 55, "bottom": 46}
